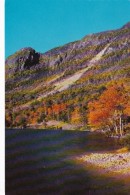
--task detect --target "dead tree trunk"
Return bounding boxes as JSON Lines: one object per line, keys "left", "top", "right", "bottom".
{"left": 119, "top": 114, "right": 123, "bottom": 137}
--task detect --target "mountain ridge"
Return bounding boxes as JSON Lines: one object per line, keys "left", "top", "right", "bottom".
{"left": 5, "top": 22, "right": 130, "bottom": 129}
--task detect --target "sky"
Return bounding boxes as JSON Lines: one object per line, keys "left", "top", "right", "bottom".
{"left": 5, "top": 0, "right": 130, "bottom": 58}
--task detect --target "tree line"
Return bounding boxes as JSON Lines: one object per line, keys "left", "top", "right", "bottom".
{"left": 6, "top": 83, "right": 130, "bottom": 136}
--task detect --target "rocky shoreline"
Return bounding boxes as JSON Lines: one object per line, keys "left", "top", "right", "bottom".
{"left": 76, "top": 148, "right": 130, "bottom": 176}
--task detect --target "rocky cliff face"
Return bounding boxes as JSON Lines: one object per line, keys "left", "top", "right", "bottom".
{"left": 5, "top": 22, "right": 130, "bottom": 128}
{"left": 5, "top": 48, "right": 40, "bottom": 75}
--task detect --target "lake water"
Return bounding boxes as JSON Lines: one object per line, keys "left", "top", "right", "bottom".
{"left": 6, "top": 129, "right": 128, "bottom": 195}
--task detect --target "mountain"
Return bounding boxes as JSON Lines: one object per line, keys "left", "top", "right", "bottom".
{"left": 5, "top": 22, "right": 130, "bottom": 129}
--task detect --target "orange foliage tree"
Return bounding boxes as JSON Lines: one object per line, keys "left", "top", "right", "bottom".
{"left": 88, "top": 84, "right": 129, "bottom": 136}
{"left": 52, "top": 103, "right": 67, "bottom": 121}
{"left": 5, "top": 112, "right": 12, "bottom": 127}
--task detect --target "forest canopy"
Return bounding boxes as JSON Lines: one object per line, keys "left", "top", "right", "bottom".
{"left": 88, "top": 84, "right": 130, "bottom": 136}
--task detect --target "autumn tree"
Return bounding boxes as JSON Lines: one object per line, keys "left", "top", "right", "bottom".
{"left": 71, "top": 106, "right": 82, "bottom": 125}
{"left": 88, "top": 84, "right": 129, "bottom": 136}
{"left": 15, "top": 114, "right": 27, "bottom": 128}
{"left": 5, "top": 112, "right": 12, "bottom": 127}
{"left": 52, "top": 103, "right": 67, "bottom": 121}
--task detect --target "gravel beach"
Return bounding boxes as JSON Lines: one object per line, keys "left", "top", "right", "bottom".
{"left": 77, "top": 149, "right": 130, "bottom": 176}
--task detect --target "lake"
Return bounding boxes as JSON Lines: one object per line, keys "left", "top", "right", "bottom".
{"left": 5, "top": 129, "right": 128, "bottom": 195}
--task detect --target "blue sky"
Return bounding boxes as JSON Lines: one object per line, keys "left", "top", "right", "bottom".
{"left": 5, "top": 0, "right": 130, "bottom": 58}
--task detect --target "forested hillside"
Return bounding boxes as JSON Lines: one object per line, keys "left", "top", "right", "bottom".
{"left": 5, "top": 22, "right": 130, "bottom": 133}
